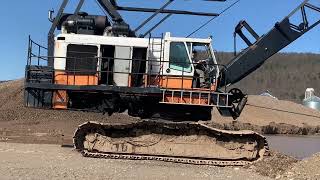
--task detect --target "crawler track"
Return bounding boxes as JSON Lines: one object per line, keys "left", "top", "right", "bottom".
{"left": 74, "top": 120, "right": 269, "bottom": 166}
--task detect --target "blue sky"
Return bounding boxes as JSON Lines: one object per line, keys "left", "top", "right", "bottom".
{"left": 1, "top": 0, "right": 320, "bottom": 80}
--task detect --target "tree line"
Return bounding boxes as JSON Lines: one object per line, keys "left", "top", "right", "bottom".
{"left": 216, "top": 52, "right": 320, "bottom": 103}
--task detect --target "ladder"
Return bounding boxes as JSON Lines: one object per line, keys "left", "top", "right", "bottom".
{"left": 147, "top": 35, "right": 164, "bottom": 87}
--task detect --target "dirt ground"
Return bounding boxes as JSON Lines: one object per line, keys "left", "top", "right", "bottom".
{"left": 0, "top": 142, "right": 272, "bottom": 180}
{"left": 246, "top": 151, "right": 298, "bottom": 179}
{"left": 280, "top": 152, "right": 320, "bottom": 179}
{"left": 1, "top": 143, "right": 320, "bottom": 180}
{"left": 1, "top": 80, "right": 320, "bottom": 179}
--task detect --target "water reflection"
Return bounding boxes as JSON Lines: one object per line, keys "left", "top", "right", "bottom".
{"left": 266, "top": 135, "right": 320, "bottom": 159}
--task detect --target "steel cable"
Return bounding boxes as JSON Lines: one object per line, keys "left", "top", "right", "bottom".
{"left": 186, "top": 0, "right": 240, "bottom": 37}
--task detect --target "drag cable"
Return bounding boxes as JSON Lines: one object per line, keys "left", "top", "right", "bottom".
{"left": 246, "top": 103, "right": 320, "bottom": 119}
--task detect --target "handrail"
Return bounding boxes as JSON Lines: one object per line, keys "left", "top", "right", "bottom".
{"left": 26, "top": 36, "right": 229, "bottom": 93}
{"left": 27, "top": 36, "right": 48, "bottom": 66}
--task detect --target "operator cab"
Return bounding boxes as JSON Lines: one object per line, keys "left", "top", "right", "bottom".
{"left": 163, "top": 33, "right": 219, "bottom": 90}
{"left": 189, "top": 42, "right": 217, "bottom": 88}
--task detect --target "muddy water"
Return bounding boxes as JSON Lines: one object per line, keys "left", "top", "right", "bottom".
{"left": 266, "top": 135, "right": 320, "bottom": 159}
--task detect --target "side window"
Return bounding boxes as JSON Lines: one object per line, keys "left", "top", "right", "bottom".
{"left": 169, "top": 42, "right": 192, "bottom": 72}
{"left": 66, "top": 45, "right": 98, "bottom": 75}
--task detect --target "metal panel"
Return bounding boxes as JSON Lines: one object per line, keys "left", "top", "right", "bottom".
{"left": 113, "top": 46, "right": 132, "bottom": 86}
{"left": 48, "top": 0, "right": 69, "bottom": 67}
{"left": 24, "top": 82, "right": 161, "bottom": 94}
{"left": 24, "top": 89, "right": 52, "bottom": 108}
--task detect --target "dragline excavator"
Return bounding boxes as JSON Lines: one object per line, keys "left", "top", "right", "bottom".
{"left": 24, "top": 0, "right": 320, "bottom": 165}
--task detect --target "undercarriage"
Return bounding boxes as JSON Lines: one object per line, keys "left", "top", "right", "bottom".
{"left": 74, "top": 120, "right": 269, "bottom": 166}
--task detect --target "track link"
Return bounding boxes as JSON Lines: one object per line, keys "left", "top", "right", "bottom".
{"left": 74, "top": 120, "right": 269, "bottom": 166}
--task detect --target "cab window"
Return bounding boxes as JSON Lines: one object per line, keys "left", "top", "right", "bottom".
{"left": 191, "top": 43, "right": 215, "bottom": 71}
{"left": 169, "top": 42, "right": 192, "bottom": 72}
{"left": 191, "top": 43, "right": 213, "bottom": 62}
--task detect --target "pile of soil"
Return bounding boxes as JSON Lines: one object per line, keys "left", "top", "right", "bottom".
{"left": 246, "top": 151, "right": 298, "bottom": 179}
{"left": 212, "top": 95, "right": 320, "bottom": 135}
{"left": 280, "top": 152, "right": 320, "bottom": 179}
{"left": 247, "top": 151, "right": 320, "bottom": 179}
{"left": 0, "top": 80, "right": 138, "bottom": 144}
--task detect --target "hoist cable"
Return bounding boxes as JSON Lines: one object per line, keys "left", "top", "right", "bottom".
{"left": 186, "top": 0, "right": 240, "bottom": 38}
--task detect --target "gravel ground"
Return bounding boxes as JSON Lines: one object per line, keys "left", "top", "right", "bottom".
{"left": 281, "top": 153, "right": 320, "bottom": 180}
{"left": 0, "top": 142, "right": 272, "bottom": 180}
{"left": 246, "top": 151, "right": 298, "bottom": 178}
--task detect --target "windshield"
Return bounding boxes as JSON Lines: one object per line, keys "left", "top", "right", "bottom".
{"left": 188, "top": 42, "right": 219, "bottom": 83}
{"left": 190, "top": 43, "right": 214, "bottom": 64}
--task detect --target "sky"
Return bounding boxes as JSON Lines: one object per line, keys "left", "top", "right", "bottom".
{"left": 0, "top": 0, "right": 320, "bottom": 80}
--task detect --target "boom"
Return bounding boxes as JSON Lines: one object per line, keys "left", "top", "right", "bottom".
{"left": 219, "top": 0, "right": 320, "bottom": 87}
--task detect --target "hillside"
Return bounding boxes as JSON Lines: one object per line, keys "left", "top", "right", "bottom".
{"left": 217, "top": 52, "right": 320, "bottom": 103}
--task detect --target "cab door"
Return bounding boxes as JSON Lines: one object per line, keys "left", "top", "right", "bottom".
{"left": 113, "top": 46, "right": 132, "bottom": 86}
{"left": 161, "top": 41, "right": 194, "bottom": 89}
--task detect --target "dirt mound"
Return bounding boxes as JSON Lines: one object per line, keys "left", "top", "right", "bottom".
{"left": 246, "top": 151, "right": 298, "bottom": 179}
{"left": 0, "top": 80, "right": 136, "bottom": 123}
{"left": 244, "top": 95, "right": 320, "bottom": 127}
{"left": 0, "top": 80, "right": 138, "bottom": 144}
{"left": 213, "top": 95, "right": 320, "bottom": 135}
{"left": 3, "top": 80, "right": 319, "bottom": 125}
{"left": 281, "top": 152, "right": 320, "bottom": 179}
{"left": 0, "top": 80, "right": 24, "bottom": 110}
